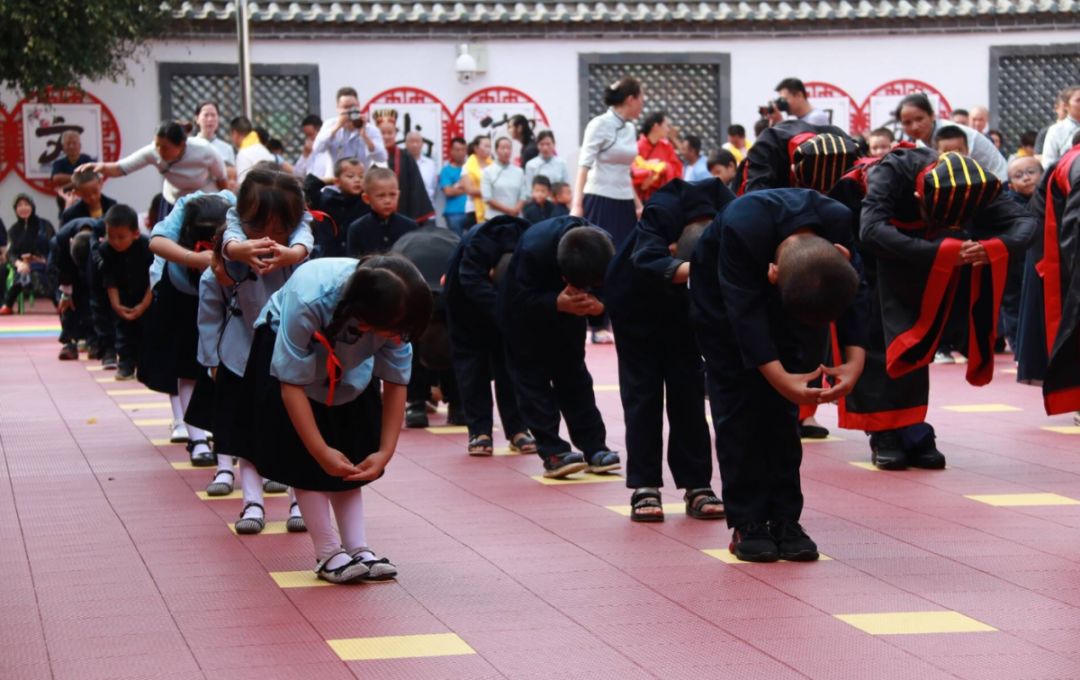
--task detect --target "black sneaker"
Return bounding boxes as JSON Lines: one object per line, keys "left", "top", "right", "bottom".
{"left": 771, "top": 519, "right": 820, "bottom": 561}
{"left": 101, "top": 351, "right": 118, "bottom": 370}
{"left": 870, "top": 430, "right": 907, "bottom": 470}
{"left": 405, "top": 402, "right": 429, "bottom": 428}
{"left": 586, "top": 449, "right": 621, "bottom": 473}
{"left": 798, "top": 421, "right": 830, "bottom": 439}
{"left": 87, "top": 346, "right": 102, "bottom": 360}
{"left": 729, "top": 523, "right": 780, "bottom": 562}
{"left": 115, "top": 365, "right": 135, "bottom": 381}
{"left": 57, "top": 343, "right": 78, "bottom": 361}
{"left": 446, "top": 402, "right": 467, "bottom": 426}
{"left": 907, "top": 438, "right": 947, "bottom": 469}
{"left": 542, "top": 451, "right": 588, "bottom": 479}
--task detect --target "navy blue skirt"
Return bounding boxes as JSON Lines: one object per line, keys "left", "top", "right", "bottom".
{"left": 184, "top": 365, "right": 248, "bottom": 454}
{"left": 138, "top": 274, "right": 200, "bottom": 394}
{"left": 583, "top": 194, "right": 636, "bottom": 250}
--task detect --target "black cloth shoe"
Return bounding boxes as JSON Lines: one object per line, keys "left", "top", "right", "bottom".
{"left": 115, "top": 365, "right": 136, "bottom": 381}
{"left": 798, "top": 421, "right": 830, "bottom": 439}
{"left": 446, "top": 401, "right": 467, "bottom": 426}
{"left": 101, "top": 351, "right": 118, "bottom": 370}
{"left": 87, "top": 346, "right": 102, "bottom": 360}
{"left": 729, "top": 522, "right": 780, "bottom": 562}
{"left": 870, "top": 430, "right": 907, "bottom": 470}
{"left": 57, "top": 343, "right": 78, "bottom": 361}
{"left": 907, "top": 438, "right": 947, "bottom": 469}
{"left": 405, "top": 402, "right": 429, "bottom": 428}
{"left": 771, "top": 519, "right": 819, "bottom": 561}
{"left": 542, "top": 451, "right": 587, "bottom": 479}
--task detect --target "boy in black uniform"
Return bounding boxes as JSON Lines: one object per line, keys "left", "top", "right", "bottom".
{"left": 346, "top": 167, "right": 418, "bottom": 258}
{"left": 497, "top": 216, "right": 619, "bottom": 478}
{"left": 306, "top": 157, "right": 370, "bottom": 259}
{"left": 850, "top": 149, "right": 1037, "bottom": 470}
{"left": 96, "top": 205, "right": 154, "bottom": 379}
{"left": 522, "top": 176, "right": 568, "bottom": 225}
{"left": 389, "top": 225, "right": 464, "bottom": 428}
{"left": 444, "top": 215, "right": 534, "bottom": 456}
{"left": 689, "top": 189, "right": 870, "bottom": 562}
{"left": 737, "top": 119, "right": 858, "bottom": 195}
{"left": 606, "top": 178, "right": 734, "bottom": 522}
{"left": 50, "top": 217, "right": 102, "bottom": 361}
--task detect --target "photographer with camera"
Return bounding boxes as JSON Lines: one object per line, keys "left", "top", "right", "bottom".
{"left": 771, "top": 78, "right": 831, "bottom": 126}
{"left": 312, "top": 86, "right": 387, "bottom": 168}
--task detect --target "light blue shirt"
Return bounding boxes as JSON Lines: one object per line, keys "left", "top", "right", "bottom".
{"left": 683, "top": 156, "right": 710, "bottom": 182}
{"left": 221, "top": 206, "right": 315, "bottom": 257}
{"left": 312, "top": 118, "right": 388, "bottom": 167}
{"left": 255, "top": 258, "right": 412, "bottom": 405}
{"left": 150, "top": 190, "right": 236, "bottom": 296}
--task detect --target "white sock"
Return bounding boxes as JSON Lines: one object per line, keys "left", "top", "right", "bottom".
{"left": 240, "top": 503, "right": 264, "bottom": 520}
{"left": 328, "top": 488, "right": 368, "bottom": 555}
{"left": 216, "top": 455, "right": 232, "bottom": 473}
{"left": 170, "top": 394, "right": 185, "bottom": 422}
{"left": 177, "top": 379, "right": 211, "bottom": 455}
{"left": 238, "top": 459, "right": 264, "bottom": 507}
{"left": 294, "top": 489, "right": 344, "bottom": 566}
{"left": 288, "top": 488, "right": 302, "bottom": 518}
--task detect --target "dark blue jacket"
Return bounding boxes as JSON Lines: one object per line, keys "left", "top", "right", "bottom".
{"left": 346, "top": 212, "right": 418, "bottom": 259}
{"left": 606, "top": 178, "right": 735, "bottom": 324}
{"left": 445, "top": 216, "right": 530, "bottom": 335}
{"left": 50, "top": 217, "right": 104, "bottom": 288}
{"left": 60, "top": 195, "right": 117, "bottom": 227}
{"left": 689, "top": 189, "right": 870, "bottom": 370}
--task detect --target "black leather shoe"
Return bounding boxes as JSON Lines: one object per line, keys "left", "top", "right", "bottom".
{"left": 405, "top": 402, "right": 429, "bottom": 428}
{"left": 870, "top": 430, "right": 908, "bottom": 470}
{"left": 907, "top": 439, "right": 947, "bottom": 469}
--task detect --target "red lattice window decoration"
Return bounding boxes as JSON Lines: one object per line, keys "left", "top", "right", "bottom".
{"left": 362, "top": 87, "right": 455, "bottom": 163}
{"left": 861, "top": 79, "right": 953, "bottom": 137}
{"left": 0, "top": 105, "right": 11, "bottom": 183}
{"left": 11, "top": 88, "right": 122, "bottom": 195}
{"left": 452, "top": 87, "right": 550, "bottom": 166}
{"left": 805, "top": 81, "right": 863, "bottom": 136}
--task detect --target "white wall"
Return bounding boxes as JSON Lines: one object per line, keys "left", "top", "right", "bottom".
{"left": 3, "top": 29, "right": 1078, "bottom": 223}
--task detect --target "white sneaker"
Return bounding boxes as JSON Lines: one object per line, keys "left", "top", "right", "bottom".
{"left": 169, "top": 420, "right": 190, "bottom": 443}
{"left": 933, "top": 351, "right": 956, "bottom": 365}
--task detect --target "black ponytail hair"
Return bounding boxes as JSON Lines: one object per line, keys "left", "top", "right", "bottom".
{"left": 324, "top": 254, "right": 433, "bottom": 343}
{"left": 179, "top": 194, "right": 231, "bottom": 286}
{"left": 510, "top": 114, "right": 534, "bottom": 147}
{"left": 156, "top": 120, "right": 192, "bottom": 146}
{"left": 603, "top": 77, "right": 642, "bottom": 107}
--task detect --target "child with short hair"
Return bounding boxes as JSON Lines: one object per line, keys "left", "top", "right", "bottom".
{"left": 497, "top": 216, "right": 620, "bottom": 478}
{"left": 307, "top": 157, "right": 370, "bottom": 259}
{"left": 97, "top": 205, "right": 153, "bottom": 379}
{"left": 551, "top": 182, "right": 573, "bottom": 210}
{"left": 707, "top": 150, "right": 737, "bottom": 184}
{"left": 61, "top": 169, "right": 117, "bottom": 223}
{"left": 867, "top": 128, "right": 895, "bottom": 158}
{"left": 521, "top": 175, "right": 569, "bottom": 225}
{"left": 238, "top": 255, "right": 432, "bottom": 583}
{"left": 346, "top": 167, "right": 419, "bottom": 257}
{"left": 51, "top": 217, "right": 98, "bottom": 359}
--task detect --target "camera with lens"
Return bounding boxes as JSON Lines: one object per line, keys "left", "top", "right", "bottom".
{"left": 345, "top": 107, "right": 366, "bottom": 127}
{"left": 758, "top": 97, "right": 791, "bottom": 118}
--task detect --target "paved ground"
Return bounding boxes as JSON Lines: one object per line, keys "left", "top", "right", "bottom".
{"left": 2, "top": 313, "right": 1079, "bottom": 680}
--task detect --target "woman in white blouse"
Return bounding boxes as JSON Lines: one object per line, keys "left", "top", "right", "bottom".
{"left": 193, "top": 101, "right": 236, "bottom": 166}
{"left": 572, "top": 77, "right": 645, "bottom": 248}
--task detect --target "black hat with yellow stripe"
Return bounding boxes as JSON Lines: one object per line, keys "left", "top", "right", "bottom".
{"left": 791, "top": 133, "right": 860, "bottom": 193}
{"left": 916, "top": 152, "right": 1001, "bottom": 227}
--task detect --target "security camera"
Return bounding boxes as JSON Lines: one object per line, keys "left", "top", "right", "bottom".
{"left": 455, "top": 49, "right": 478, "bottom": 85}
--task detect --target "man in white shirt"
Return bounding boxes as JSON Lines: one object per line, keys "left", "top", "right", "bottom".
{"left": 405, "top": 131, "right": 438, "bottom": 204}
{"left": 293, "top": 114, "right": 332, "bottom": 180}
{"left": 776, "top": 77, "right": 831, "bottom": 127}
{"left": 312, "top": 86, "right": 387, "bottom": 168}
{"left": 1042, "top": 86, "right": 1080, "bottom": 169}
{"left": 230, "top": 116, "right": 274, "bottom": 181}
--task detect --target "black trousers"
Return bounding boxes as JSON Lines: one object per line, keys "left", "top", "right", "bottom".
{"left": 452, "top": 333, "right": 525, "bottom": 438}
{"left": 613, "top": 318, "right": 711, "bottom": 490}
{"left": 700, "top": 339, "right": 802, "bottom": 528}
{"left": 88, "top": 260, "right": 115, "bottom": 355}
{"left": 59, "top": 282, "right": 94, "bottom": 346}
{"left": 114, "top": 317, "right": 142, "bottom": 371}
{"left": 506, "top": 325, "right": 607, "bottom": 458}
{"left": 406, "top": 355, "right": 459, "bottom": 406}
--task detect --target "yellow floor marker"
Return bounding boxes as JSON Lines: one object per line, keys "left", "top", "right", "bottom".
{"left": 802, "top": 435, "right": 845, "bottom": 444}
{"left": 493, "top": 447, "right": 522, "bottom": 457}
{"left": 836, "top": 611, "right": 995, "bottom": 635}
{"left": 85, "top": 365, "right": 104, "bottom": 372}
{"left": 196, "top": 489, "right": 287, "bottom": 501}
{"left": 965, "top": 493, "right": 1080, "bottom": 507}
{"left": 95, "top": 377, "right": 117, "bottom": 383}
{"left": 942, "top": 404, "right": 1022, "bottom": 413}
{"left": 426, "top": 426, "right": 468, "bottom": 434}
{"left": 119, "top": 402, "right": 170, "bottom": 411}
{"left": 228, "top": 521, "right": 289, "bottom": 535}
{"left": 593, "top": 384, "right": 619, "bottom": 392}
{"left": 531, "top": 473, "right": 623, "bottom": 486}
{"left": 848, "top": 462, "right": 879, "bottom": 472}
{"left": 328, "top": 633, "right": 475, "bottom": 661}
{"left": 1003, "top": 367, "right": 1018, "bottom": 374}
{"left": 134, "top": 418, "right": 173, "bottom": 426}
{"left": 702, "top": 548, "right": 833, "bottom": 564}
{"left": 107, "top": 388, "right": 156, "bottom": 396}
{"left": 171, "top": 460, "right": 231, "bottom": 470}
{"left": 606, "top": 503, "right": 687, "bottom": 517}
{"left": 1043, "top": 426, "right": 1080, "bottom": 435}
{"left": 270, "top": 570, "right": 333, "bottom": 589}
{"left": 153, "top": 439, "right": 183, "bottom": 447}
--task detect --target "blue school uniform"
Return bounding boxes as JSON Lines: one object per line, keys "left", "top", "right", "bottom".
{"left": 443, "top": 216, "right": 530, "bottom": 439}
{"left": 241, "top": 258, "right": 412, "bottom": 491}
{"left": 688, "top": 189, "right": 870, "bottom": 528}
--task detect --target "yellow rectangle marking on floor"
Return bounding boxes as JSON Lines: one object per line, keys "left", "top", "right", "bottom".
{"left": 965, "top": 493, "right": 1080, "bottom": 507}
{"left": 493, "top": 447, "right": 521, "bottom": 456}
{"left": 1003, "top": 368, "right": 1018, "bottom": 374}
{"left": 270, "top": 570, "right": 333, "bottom": 589}
{"left": 802, "top": 435, "right": 845, "bottom": 444}
{"left": 328, "top": 633, "right": 475, "bottom": 661}
{"left": 836, "top": 611, "right": 995, "bottom": 635}
{"left": 171, "top": 460, "right": 231, "bottom": 470}
{"left": 229, "top": 521, "right": 289, "bottom": 535}
{"left": 941, "top": 404, "right": 1022, "bottom": 413}
{"left": 702, "top": 549, "right": 833, "bottom": 564}
{"left": 153, "top": 439, "right": 183, "bottom": 447}
{"left": 95, "top": 377, "right": 117, "bottom": 383}
{"left": 196, "top": 490, "right": 287, "bottom": 501}
{"left": 107, "top": 388, "right": 156, "bottom": 396}
{"left": 848, "top": 462, "right": 879, "bottom": 472}
{"left": 119, "top": 402, "right": 170, "bottom": 411}
{"left": 1043, "top": 426, "right": 1080, "bottom": 435}
{"left": 606, "top": 503, "right": 686, "bottom": 517}
{"left": 426, "top": 426, "right": 468, "bottom": 434}
{"left": 531, "top": 473, "right": 623, "bottom": 486}
{"left": 134, "top": 418, "right": 173, "bottom": 426}
{"left": 85, "top": 365, "right": 104, "bottom": 372}
{"left": 593, "top": 384, "right": 619, "bottom": 392}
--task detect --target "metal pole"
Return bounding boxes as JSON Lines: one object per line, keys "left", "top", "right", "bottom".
{"left": 236, "top": 0, "right": 253, "bottom": 119}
